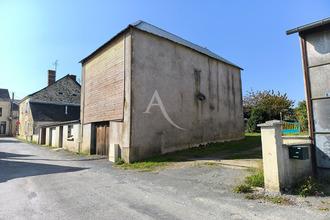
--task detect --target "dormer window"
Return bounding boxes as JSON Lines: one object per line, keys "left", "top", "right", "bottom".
{"left": 72, "top": 94, "right": 77, "bottom": 96}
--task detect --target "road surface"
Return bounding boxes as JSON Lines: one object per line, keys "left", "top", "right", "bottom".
{"left": 0, "top": 137, "right": 329, "bottom": 219}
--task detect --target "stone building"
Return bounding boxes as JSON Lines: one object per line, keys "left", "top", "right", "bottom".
{"left": 287, "top": 17, "right": 330, "bottom": 176}
{"left": 0, "top": 89, "right": 19, "bottom": 136}
{"left": 18, "top": 71, "right": 81, "bottom": 142}
{"left": 80, "top": 20, "right": 244, "bottom": 162}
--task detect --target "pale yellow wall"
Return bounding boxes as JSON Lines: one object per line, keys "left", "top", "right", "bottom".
{"left": 18, "top": 99, "right": 35, "bottom": 140}
{"left": 11, "top": 110, "right": 19, "bottom": 135}
{"left": 62, "top": 124, "right": 80, "bottom": 152}
{"left": 0, "top": 100, "right": 11, "bottom": 135}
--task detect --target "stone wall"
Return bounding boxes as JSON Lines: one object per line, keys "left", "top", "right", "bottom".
{"left": 31, "top": 76, "right": 80, "bottom": 104}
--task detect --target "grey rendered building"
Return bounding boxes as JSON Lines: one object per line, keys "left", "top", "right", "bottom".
{"left": 80, "top": 21, "right": 244, "bottom": 162}
{"left": 287, "top": 17, "right": 330, "bottom": 176}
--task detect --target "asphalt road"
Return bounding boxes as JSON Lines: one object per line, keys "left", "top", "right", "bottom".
{"left": 0, "top": 137, "right": 329, "bottom": 220}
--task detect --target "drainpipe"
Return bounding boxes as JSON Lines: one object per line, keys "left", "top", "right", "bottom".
{"left": 299, "top": 33, "right": 317, "bottom": 176}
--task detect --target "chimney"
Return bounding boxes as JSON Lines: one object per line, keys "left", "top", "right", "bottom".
{"left": 69, "top": 74, "right": 76, "bottom": 81}
{"left": 48, "top": 70, "right": 56, "bottom": 86}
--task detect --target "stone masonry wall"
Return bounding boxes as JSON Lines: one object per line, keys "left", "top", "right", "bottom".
{"left": 31, "top": 76, "right": 80, "bottom": 104}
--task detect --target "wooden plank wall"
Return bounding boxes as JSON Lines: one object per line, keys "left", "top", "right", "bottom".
{"left": 83, "top": 34, "right": 125, "bottom": 123}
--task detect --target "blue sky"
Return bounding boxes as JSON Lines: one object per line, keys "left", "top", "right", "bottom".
{"left": 0, "top": 0, "right": 329, "bottom": 105}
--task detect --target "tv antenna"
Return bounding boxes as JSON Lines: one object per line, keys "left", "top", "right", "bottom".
{"left": 53, "top": 59, "right": 59, "bottom": 72}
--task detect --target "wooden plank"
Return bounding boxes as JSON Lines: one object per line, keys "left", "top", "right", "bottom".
{"left": 83, "top": 34, "right": 125, "bottom": 123}
{"left": 96, "top": 125, "right": 110, "bottom": 156}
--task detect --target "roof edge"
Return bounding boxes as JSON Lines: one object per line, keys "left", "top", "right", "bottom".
{"left": 79, "top": 20, "right": 243, "bottom": 70}
{"left": 286, "top": 17, "right": 330, "bottom": 35}
{"left": 38, "top": 120, "right": 80, "bottom": 128}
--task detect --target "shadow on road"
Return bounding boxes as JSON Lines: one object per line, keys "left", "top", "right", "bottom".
{"left": 0, "top": 152, "right": 34, "bottom": 159}
{"left": 0, "top": 158, "right": 88, "bottom": 183}
{"left": 0, "top": 138, "right": 22, "bottom": 144}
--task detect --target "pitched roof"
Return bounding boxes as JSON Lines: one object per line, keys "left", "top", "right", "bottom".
{"left": 0, "top": 89, "right": 10, "bottom": 101}
{"left": 20, "top": 74, "right": 80, "bottom": 103}
{"left": 29, "top": 102, "right": 80, "bottom": 122}
{"left": 80, "top": 20, "right": 242, "bottom": 70}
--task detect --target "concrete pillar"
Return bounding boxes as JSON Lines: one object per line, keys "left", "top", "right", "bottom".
{"left": 45, "top": 128, "right": 51, "bottom": 146}
{"left": 258, "top": 120, "right": 285, "bottom": 192}
{"left": 54, "top": 127, "right": 60, "bottom": 147}
{"left": 109, "top": 144, "right": 119, "bottom": 162}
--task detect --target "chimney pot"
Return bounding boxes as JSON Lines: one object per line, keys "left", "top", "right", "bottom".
{"left": 48, "top": 70, "right": 56, "bottom": 86}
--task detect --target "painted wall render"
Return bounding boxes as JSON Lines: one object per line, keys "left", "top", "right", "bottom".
{"left": 129, "top": 29, "right": 244, "bottom": 161}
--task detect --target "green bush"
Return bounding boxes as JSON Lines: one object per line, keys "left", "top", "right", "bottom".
{"left": 294, "top": 101, "right": 308, "bottom": 132}
{"left": 246, "top": 107, "right": 269, "bottom": 133}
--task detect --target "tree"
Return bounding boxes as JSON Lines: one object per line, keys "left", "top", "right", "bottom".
{"left": 246, "top": 107, "right": 269, "bottom": 133}
{"left": 243, "top": 89, "right": 294, "bottom": 120}
{"left": 295, "top": 100, "right": 308, "bottom": 132}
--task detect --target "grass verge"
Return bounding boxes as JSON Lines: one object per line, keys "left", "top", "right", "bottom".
{"left": 115, "top": 133, "right": 261, "bottom": 172}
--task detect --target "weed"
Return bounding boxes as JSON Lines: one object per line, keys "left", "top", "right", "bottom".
{"left": 63, "top": 148, "right": 70, "bottom": 152}
{"left": 317, "top": 207, "right": 329, "bottom": 211}
{"left": 44, "top": 145, "right": 57, "bottom": 149}
{"left": 233, "top": 184, "right": 253, "bottom": 194}
{"left": 271, "top": 196, "right": 285, "bottom": 204}
{"left": 244, "top": 193, "right": 254, "bottom": 200}
{"left": 291, "top": 176, "right": 323, "bottom": 197}
{"left": 244, "top": 193, "right": 294, "bottom": 205}
{"left": 115, "top": 157, "right": 125, "bottom": 165}
{"left": 245, "top": 163, "right": 264, "bottom": 187}
{"left": 203, "top": 162, "right": 216, "bottom": 166}
{"left": 75, "top": 152, "right": 89, "bottom": 156}
{"left": 246, "top": 172, "right": 264, "bottom": 187}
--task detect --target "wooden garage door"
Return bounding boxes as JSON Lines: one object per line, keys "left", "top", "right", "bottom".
{"left": 96, "top": 125, "right": 109, "bottom": 156}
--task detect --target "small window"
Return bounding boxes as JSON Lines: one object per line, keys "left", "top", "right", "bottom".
{"left": 59, "top": 92, "right": 63, "bottom": 95}
{"left": 25, "top": 102, "right": 28, "bottom": 114}
{"left": 0, "top": 107, "right": 2, "bottom": 117}
{"left": 72, "top": 94, "right": 77, "bottom": 96}
{"left": 68, "top": 125, "right": 73, "bottom": 138}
